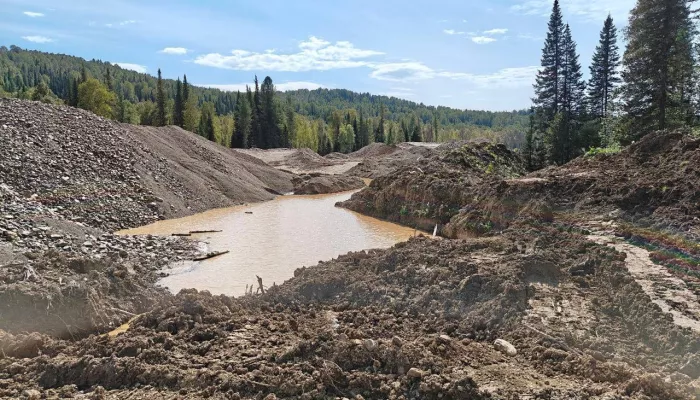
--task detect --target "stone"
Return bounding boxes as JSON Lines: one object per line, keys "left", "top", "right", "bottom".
{"left": 494, "top": 339, "right": 517, "bottom": 356}
{"left": 407, "top": 368, "right": 425, "bottom": 378}
{"left": 363, "top": 339, "right": 377, "bottom": 351}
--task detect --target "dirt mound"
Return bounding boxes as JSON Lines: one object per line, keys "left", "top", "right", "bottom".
{"left": 340, "top": 142, "right": 524, "bottom": 232}
{"left": 0, "top": 98, "right": 293, "bottom": 232}
{"left": 3, "top": 226, "right": 698, "bottom": 398}
{"left": 351, "top": 142, "right": 401, "bottom": 158}
{"left": 345, "top": 145, "right": 435, "bottom": 179}
{"left": 0, "top": 98, "right": 291, "bottom": 337}
{"left": 292, "top": 173, "right": 366, "bottom": 195}
{"left": 446, "top": 130, "right": 700, "bottom": 240}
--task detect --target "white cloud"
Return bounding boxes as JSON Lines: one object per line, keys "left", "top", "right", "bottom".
{"left": 483, "top": 28, "right": 508, "bottom": 35}
{"left": 471, "top": 36, "right": 497, "bottom": 44}
{"left": 160, "top": 47, "right": 188, "bottom": 55}
{"left": 370, "top": 62, "right": 435, "bottom": 82}
{"left": 22, "top": 36, "right": 53, "bottom": 43}
{"left": 510, "top": 0, "right": 635, "bottom": 22}
{"left": 443, "top": 29, "right": 466, "bottom": 35}
{"left": 106, "top": 20, "right": 138, "bottom": 28}
{"left": 194, "top": 36, "right": 383, "bottom": 72}
{"left": 115, "top": 63, "right": 147, "bottom": 73}
{"left": 198, "top": 81, "right": 325, "bottom": 92}
{"left": 23, "top": 11, "right": 44, "bottom": 17}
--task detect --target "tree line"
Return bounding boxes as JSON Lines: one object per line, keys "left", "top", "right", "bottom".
{"left": 525, "top": 0, "right": 698, "bottom": 170}
{"left": 0, "top": 45, "right": 530, "bottom": 153}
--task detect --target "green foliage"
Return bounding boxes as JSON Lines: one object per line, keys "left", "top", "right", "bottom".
{"left": 155, "top": 68, "right": 166, "bottom": 127}
{"left": 584, "top": 143, "right": 621, "bottom": 157}
{"left": 338, "top": 123, "right": 355, "bottom": 153}
{"left": 78, "top": 78, "right": 116, "bottom": 118}
{"left": 587, "top": 15, "right": 621, "bottom": 120}
{"left": 621, "top": 0, "right": 696, "bottom": 138}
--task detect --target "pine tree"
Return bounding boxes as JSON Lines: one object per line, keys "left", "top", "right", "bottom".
{"left": 411, "top": 116, "right": 422, "bottom": 142}
{"left": 559, "top": 24, "right": 586, "bottom": 161}
{"left": 432, "top": 112, "right": 439, "bottom": 142}
{"left": 233, "top": 91, "right": 251, "bottom": 148}
{"left": 260, "top": 76, "right": 281, "bottom": 148}
{"left": 524, "top": 109, "right": 536, "bottom": 170}
{"left": 250, "top": 76, "right": 263, "bottom": 148}
{"left": 69, "top": 78, "right": 79, "bottom": 107}
{"left": 375, "top": 104, "right": 386, "bottom": 143}
{"left": 182, "top": 75, "right": 190, "bottom": 104}
{"left": 104, "top": 68, "right": 113, "bottom": 91}
{"left": 285, "top": 96, "right": 296, "bottom": 148}
{"left": 587, "top": 15, "right": 621, "bottom": 121}
{"left": 174, "top": 78, "right": 183, "bottom": 128}
{"left": 533, "top": 0, "right": 565, "bottom": 120}
{"left": 621, "top": 0, "right": 696, "bottom": 139}
{"left": 80, "top": 65, "right": 88, "bottom": 84}
{"left": 155, "top": 68, "right": 166, "bottom": 126}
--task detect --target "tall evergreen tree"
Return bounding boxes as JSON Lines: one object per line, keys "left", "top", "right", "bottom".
{"left": 432, "top": 112, "right": 439, "bottom": 142}
{"left": 233, "top": 90, "right": 251, "bottom": 148}
{"left": 559, "top": 24, "right": 586, "bottom": 162}
{"left": 533, "top": 0, "right": 565, "bottom": 120}
{"left": 587, "top": 15, "right": 621, "bottom": 120}
{"left": 80, "top": 65, "right": 89, "bottom": 84}
{"left": 621, "top": 0, "right": 696, "bottom": 139}
{"left": 375, "top": 104, "right": 386, "bottom": 143}
{"left": 411, "top": 116, "right": 422, "bottom": 142}
{"left": 155, "top": 68, "right": 166, "bottom": 126}
{"left": 182, "top": 74, "right": 190, "bottom": 104}
{"left": 68, "top": 78, "right": 79, "bottom": 107}
{"left": 285, "top": 96, "right": 296, "bottom": 148}
{"left": 250, "top": 76, "right": 263, "bottom": 148}
{"left": 104, "top": 68, "right": 113, "bottom": 91}
{"left": 260, "top": 76, "right": 281, "bottom": 148}
{"left": 174, "top": 78, "right": 184, "bottom": 128}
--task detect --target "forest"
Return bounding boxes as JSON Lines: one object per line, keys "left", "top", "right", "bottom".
{"left": 525, "top": 0, "right": 699, "bottom": 169}
{"left": 0, "top": 46, "right": 528, "bottom": 153}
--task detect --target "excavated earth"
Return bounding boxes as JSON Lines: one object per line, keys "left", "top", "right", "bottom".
{"left": 339, "top": 142, "right": 524, "bottom": 233}
{"left": 0, "top": 98, "right": 294, "bottom": 337}
{"left": 1, "top": 99, "right": 700, "bottom": 399}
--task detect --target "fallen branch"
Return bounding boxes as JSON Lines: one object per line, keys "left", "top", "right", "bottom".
{"left": 193, "top": 250, "right": 230, "bottom": 261}
{"left": 171, "top": 233, "right": 192, "bottom": 237}
{"left": 189, "top": 230, "right": 222, "bottom": 234}
{"left": 256, "top": 275, "right": 265, "bottom": 294}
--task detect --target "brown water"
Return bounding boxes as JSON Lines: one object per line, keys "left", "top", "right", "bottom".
{"left": 119, "top": 190, "right": 417, "bottom": 296}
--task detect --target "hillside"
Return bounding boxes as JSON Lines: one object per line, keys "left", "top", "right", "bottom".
{"left": 0, "top": 45, "right": 528, "bottom": 148}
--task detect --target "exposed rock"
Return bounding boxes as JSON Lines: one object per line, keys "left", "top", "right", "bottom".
{"left": 494, "top": 338, "right": 517, "bottom": 356}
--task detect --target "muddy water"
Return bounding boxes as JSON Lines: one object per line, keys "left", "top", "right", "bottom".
{"left": 120, "top": 191, "right": 417, "bottom": 296}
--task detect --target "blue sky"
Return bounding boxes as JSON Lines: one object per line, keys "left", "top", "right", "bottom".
{"left": 1, "top": 0, "right": 635, "bottom": 111}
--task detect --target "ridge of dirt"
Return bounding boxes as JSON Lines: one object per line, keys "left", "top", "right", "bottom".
{"left": 292, "top": 173, "right": 366, "bottom": 195}
{"left": 339, "top": 142, "right": 524, "bottom": 232}
{"left": 0, "top": 98, "right": 293, "bottom": 337}
{"left": 2, "top": 226, "right": 699, "bottom": 398}
{"left": 0, "top": 98, "right": 294, "bottom": 232}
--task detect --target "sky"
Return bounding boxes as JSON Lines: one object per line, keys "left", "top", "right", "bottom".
{"left": 0, "top": 0, "right": 636, "bottom": 111}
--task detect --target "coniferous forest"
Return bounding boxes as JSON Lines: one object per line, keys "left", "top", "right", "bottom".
{"left": 0, "top": 46, "right": 528, "bottom": 154}
{"left": 525, "top": 0, "right": 698, "bottom": 169}
{"left": 2, "top": 0, "right": 698, "bottom": 163}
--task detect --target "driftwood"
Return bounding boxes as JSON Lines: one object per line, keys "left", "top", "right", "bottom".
{"left": 171, "top": 233, "right": 192, "bottom": 237}
{"left": 193, "top": 250, "right": 230, "bottom": 261}
{"left": 189, "top": 230, "right": 222, "bottom": 234}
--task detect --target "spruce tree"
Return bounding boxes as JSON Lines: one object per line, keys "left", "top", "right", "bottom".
{"left": 155, "top": 68, "right": 166, "bottom": 126}
{"left": 250, "top": 76, "right": 263, "bottom": 148}
{"left": 104, "top": 68, "right": 113, "bottom": 91}
{"left": 375, "top": 104, "right": 386, "bottom": 143}
{"left": 559, "top": 24, "right": 586, "bottom": 161}
{"left": 174, "top": 78, "right": 183, "bottom": 128}
{"left": 524, "top": 109, "right": 536, "bottom": 170}
{"left": 533, "top": 0, "right": 565, "bottom": 120}
{"left": 69, "top": 78, "right": 79, "bottom": 107}
{"left": 233, "top": 91, "right": 251, "bottom": 148}
{"left": 621, "top": 0, "right": 696, "bottom": 138}
{"left": 587, "top": 15, "right": 620, "bottom": 121}
{"left": 182, "top": 75, "right": 190, "bottom": 104}
{"left": 411, "top": 116, "right": 422, "bottom": 142}
{"left": 260, "top": 76, "right": 280, "bottom": 148}
{"left": 80, "top": 65, "right": 88, "bottom": 84}
{"left": 432, "top": 112, "right": 439, "bottom": 142}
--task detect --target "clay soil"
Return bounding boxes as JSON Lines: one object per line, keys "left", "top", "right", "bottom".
{"left": 2, "top": 99, "right": 700, "bottom": 399}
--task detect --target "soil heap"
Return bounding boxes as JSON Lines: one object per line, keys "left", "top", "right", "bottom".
{"left": 339, "top": 142, "right": 524, "bottom": 232}
{"left": 2, "top": 225, "right": 699, "bottom": 398}
{"left": 0, "top": 98, "right": 292, "bottom": 337}
{"left": 292, "top": 173, "right": 366, "bottom": 195}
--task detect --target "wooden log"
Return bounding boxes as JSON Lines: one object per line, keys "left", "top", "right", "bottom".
{"left": 171, "top": 233, "right": 192, "bottom": 237}
{"left": 189, "top": 230, "right": 222, "bottom": 234}
{"left": 193, "top": 250, "right": 230, "bottom": 261}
